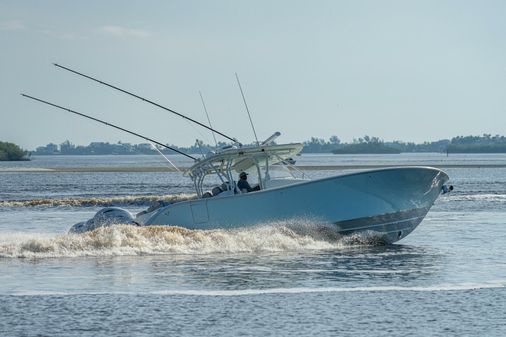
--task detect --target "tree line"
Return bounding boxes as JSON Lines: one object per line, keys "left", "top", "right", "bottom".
{"left": 24, "top": 133, "right": 506, "bottom": 157}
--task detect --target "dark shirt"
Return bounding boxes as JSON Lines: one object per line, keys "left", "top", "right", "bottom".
{"left": 237, "top": 179, "right": 260, "bottom": 192}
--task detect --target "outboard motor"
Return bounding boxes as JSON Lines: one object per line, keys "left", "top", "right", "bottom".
{"left": 69, "top": 207, "right": 136, "bottom": 233}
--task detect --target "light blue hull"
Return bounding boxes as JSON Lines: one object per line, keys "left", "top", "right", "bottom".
{"left": 138, "top": 167, "right": 449, "bottom": 243}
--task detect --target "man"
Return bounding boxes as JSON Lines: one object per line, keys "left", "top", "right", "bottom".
{"left": 237, "top": 172, "right": 260, "bottom": 193}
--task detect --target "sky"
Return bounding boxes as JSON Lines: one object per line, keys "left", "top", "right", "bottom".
{"left": 1, "top": 0, "right": 505, "bottom": 150}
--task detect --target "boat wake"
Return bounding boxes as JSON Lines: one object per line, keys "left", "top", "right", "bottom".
{"left": 0, "top": 194, "right": 197, "bottom": 208}
{"left": 447, "top": 193, "right": 506, "bottom": 202}
{"left": 10, "top": 282, "right": 505, "bottom": 297}
{"left": 0, "top": 221, "right": 384, "bottom": 258}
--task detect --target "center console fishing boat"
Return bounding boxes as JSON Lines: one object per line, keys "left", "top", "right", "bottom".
{"left": 22, "top": 64, "right": 452, "bottom": 243}
{"left": 134, "top": 138, "right": 449, "bottom": 243}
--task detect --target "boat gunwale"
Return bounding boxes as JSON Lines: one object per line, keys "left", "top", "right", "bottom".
{"left": 214, "top": 165, "right": 449, "bottom": 199}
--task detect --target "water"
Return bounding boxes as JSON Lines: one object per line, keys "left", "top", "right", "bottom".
{"left": 1, "top": 153, "right": 506, "bottom": 336}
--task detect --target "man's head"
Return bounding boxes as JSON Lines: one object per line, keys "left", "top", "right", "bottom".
{"left": 239, "top": 172, "right": 248, "bottom": 180}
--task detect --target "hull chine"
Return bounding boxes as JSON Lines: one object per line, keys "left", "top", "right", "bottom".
{"left": 334, "top": 207, "right": 430, "bottom": 243}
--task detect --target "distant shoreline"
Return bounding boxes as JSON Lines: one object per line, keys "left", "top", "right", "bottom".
{"left": 2, "top": 163, "right": 506, "bottom": 173}
{"left": 29, "top": 150, "right": 506, "bottom": 155}
{"left": 31, "top": 135, "right": 506, "bottom": 155}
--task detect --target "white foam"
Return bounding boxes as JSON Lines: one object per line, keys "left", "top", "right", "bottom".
{"left": 151, "top": 283, "right": 506, "bottom": 296}
{"left": 10, "top": 282, "right": 505, "bottom": 297}
{"left": 0, "top": 222, "right": 379, "bottom": 259}
{"left": 0, "top": 194, "right": 196, "bottom": 207}
{"left": 448, "top": 194, "right": 506, "bottom": 202}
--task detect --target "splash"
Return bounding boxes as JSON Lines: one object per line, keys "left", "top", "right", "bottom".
{"left": 0, "top": 222, "right": 383, "bottom": 259}
{"left": 0, "top": 194, "right": 197, "bottom": 208}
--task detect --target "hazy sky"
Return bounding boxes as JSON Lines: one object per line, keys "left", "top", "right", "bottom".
{"left": 1, "top": 0, "right": 505, "bottom": 149}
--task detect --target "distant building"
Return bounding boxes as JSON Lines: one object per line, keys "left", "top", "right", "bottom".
{"left": 35, "top": 143, "right": 59, "bottom": 154}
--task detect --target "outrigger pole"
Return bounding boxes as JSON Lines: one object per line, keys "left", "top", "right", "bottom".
{"left": 53, "top": 63, "right": 241, "bottom": 146}
{"left": 21, "top": 93, "right": 198, "bottom": 161}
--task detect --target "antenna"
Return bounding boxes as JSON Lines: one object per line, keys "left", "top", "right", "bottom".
{"left": 199, "top": 91, "right": 218, "bottom": 147}
{"left": 53, "top": 63, "right": 241, "bottom": 145}
{"left": 21, "top": 93, "right": 197, "bottom": 161}
{"left": 235, "top": 73, "right": 259, "bottom": 146}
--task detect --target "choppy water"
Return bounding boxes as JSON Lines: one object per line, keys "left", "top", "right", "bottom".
{"left": 1, "top": 153, "right": 506, "bottom": 336}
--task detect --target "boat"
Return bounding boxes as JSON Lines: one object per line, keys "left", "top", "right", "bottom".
{"left": 22, "top": 64, "right": 452, "bottom": 244}
{"left": 130, "top": 136, "right": 450, "bottom": 243}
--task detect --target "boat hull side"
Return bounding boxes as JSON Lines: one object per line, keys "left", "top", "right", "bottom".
{"left": 140, "top": 167, "right": 448, "bottom": 243}
{"left": 334, "top": 206, "right": 429, "bottom": 243}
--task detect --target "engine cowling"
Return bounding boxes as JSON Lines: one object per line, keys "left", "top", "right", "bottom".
{"left": 69, "top": 207, "right": 136, "bottom": 233}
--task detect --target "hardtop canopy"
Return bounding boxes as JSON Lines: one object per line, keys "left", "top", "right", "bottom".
{"left": 188, "top": 143, "right": 303, "bottom": 177}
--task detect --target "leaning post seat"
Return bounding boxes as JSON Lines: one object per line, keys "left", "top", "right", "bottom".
{"left": 211, "top": 186, "right": 223, "bottom": 196}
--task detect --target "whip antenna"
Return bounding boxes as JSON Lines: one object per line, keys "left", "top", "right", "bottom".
{"left": 21, "top": 93, "right": 197, "bottom": 161}
{"left": 199, "top": 91, "right": 218, "bottom": 147}
{"left": 235, "top": 73, "right": 259, "bottom": 146}
{"left": 53, "top": 63, "right": 241, "bottom": 145}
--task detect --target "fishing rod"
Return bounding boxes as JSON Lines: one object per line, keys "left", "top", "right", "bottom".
{"left": 21, "top": 93, "right": 197, "bottom": 161}
{"left": 53, "top": 63, "right": 241, "bottom": 146}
